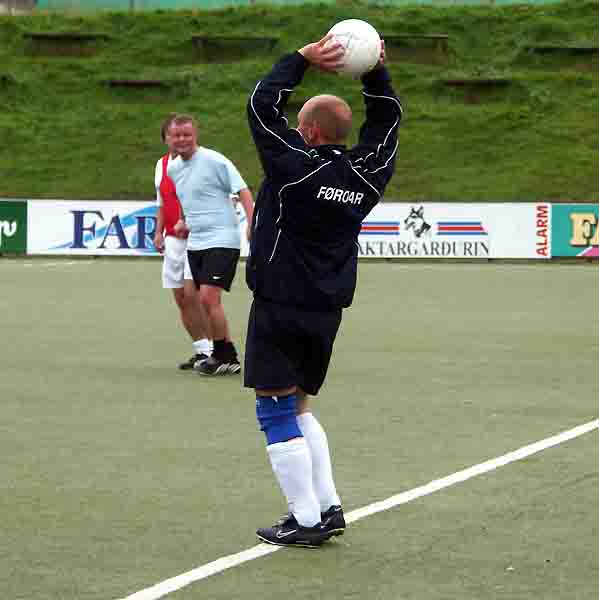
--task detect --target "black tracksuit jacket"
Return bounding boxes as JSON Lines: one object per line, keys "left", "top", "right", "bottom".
{"left": 246, "top": 51, "right": 402, "bottom": 311}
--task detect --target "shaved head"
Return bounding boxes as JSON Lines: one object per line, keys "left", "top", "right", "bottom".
{"left": 298, "top": 95, "right": 352, "bottom": 145}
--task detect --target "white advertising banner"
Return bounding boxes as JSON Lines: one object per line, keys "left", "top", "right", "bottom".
{"left": 26, "top": 200, "right": 250, "bottom": 256}
{"left": 357, "top": 202, "right": 551, "bottom": 259}
{"left": 25, "top": 199, "right": 549, "bottom": 259}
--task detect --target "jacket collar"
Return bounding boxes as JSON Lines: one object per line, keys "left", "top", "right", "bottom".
{"left": 312, "top": 144, "right": 347, "bottom": 157}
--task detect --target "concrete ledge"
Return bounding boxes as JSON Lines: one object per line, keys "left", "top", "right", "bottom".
{"left": 191, "top": 35, "right": 278, "bottom": 61}
{"left": 105, "top": 79, "right": 170, "bottom": 89}
{"left": 442, "top": 78, "right": 512, "bottom": 88}
{"left": 191, "top": 35, "right": 278, "bottom": 50}
{"left": 24, "top": 32, "right": 110, "bottom": 42}
{"left": 383, "top": 34, "right": 449, "bottom": 64}
{"left": 384, "top": 34, "right": 449, "bottom": 50}
{"left": 524, "top": 44, "right": 599, "bottom": 56}
{"left": 23, "top": 31, "right": 110, "bottom": 56}
{"left": 439, "top": 77, "right": 513, "bottom": 104}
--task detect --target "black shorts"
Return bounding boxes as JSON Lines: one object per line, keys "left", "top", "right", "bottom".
{"left": 244, "top": 297, "right": 343, "bottom": 396}
{"left": 187, "top": 248, "right": 240, "bottom": 291}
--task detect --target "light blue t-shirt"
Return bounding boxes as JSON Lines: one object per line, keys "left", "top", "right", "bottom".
{"left": 168, "top": 147, "right": 247, "bottom": 251}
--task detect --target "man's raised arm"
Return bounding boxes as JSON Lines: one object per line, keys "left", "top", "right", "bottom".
{"left": 351, "top": 48, "right": 403, "bottom": 192}
{"left": 247, "top": 36, "right": 345, "bottom": 179}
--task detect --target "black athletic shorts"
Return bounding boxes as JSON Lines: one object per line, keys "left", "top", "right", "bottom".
{"left": 187, "top": 248, "right": 240, "bottom": 291}
{"left": 244, "top": 297, "right": 343, "bottom": 396}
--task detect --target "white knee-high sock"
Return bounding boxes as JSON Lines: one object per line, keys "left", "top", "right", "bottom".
{"left": 267, "top": 439, "right": 321, "bottom": 527}
{"left": 296, "top": 413, "right": 341, "bottom": 511}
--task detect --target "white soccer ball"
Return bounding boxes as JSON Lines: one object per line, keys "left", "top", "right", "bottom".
{"left": 327, "top": 19, "right": 382, "bottom": 78}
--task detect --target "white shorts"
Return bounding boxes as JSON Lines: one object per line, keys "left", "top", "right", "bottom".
{"left": 162, "top": 235, "right": 192, "bottom": 289}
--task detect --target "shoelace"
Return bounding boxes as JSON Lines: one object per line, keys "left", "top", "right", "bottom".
{"left": 275, "top": 513, "right": 295, "bottom": 527}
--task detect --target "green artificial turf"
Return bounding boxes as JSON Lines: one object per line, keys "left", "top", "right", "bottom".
{"left": 1, "top": 258, "right": 597, "bottom": 599}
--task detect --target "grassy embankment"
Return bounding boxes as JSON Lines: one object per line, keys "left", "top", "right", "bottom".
{"left": 1, "top": 0, "right": 598, "bottom": 201}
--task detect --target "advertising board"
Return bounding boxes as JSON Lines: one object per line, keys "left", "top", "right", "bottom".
{"left": 0, "top": 200, "right": 28, "bottom": 254}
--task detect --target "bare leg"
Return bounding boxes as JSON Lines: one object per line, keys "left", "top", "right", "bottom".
{"left": 198, "top": 284, "right": 230, "bottom": 342}
{"left": 172, "top": 285, "right": 208, "bottom": 340}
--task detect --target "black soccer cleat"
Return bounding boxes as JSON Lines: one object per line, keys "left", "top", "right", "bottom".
{"left": 194, "top": 355, "right": 241, "bottom": 376}
{"left": 178, "top": 353, "right": 209, "bottom": 370}
{"left": 256, "top": 514, "right": 331, "bottom": 548}
{"left": 321, "top": 505, "right": 346, "bottom": 536}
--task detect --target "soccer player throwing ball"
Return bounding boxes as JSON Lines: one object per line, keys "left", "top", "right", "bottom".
{"left": 246, "top": 34, "right": 402, "bottom": 547}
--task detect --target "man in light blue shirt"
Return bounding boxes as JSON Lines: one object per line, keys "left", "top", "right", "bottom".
{"left": 168, "top": 114, "right": 254, "bottom": 376}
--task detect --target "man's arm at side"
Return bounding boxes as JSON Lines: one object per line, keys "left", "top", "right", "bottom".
{"left": 237, "top": 187, "right": 254, "bottom": 241}
{"left": 154, "top": 159, "right": 165, "bottom": 252}
{"left": 154, "top": 205, "right": 165, "bottom": 253}
{"left": 173, "top": 207, "right": 189, "bottom": 239}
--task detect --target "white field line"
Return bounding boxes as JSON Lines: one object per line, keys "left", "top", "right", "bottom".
{"left": 16, "top": 261, "right": 95, "bottom": 268}
{"left": 117, "top": 418, "right": 599, "bottom": 600}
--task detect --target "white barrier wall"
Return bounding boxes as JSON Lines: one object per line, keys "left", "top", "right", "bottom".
{"left": 24, "top": 199, "right": 550, "bottom": 259}
{"left": 26, "top": 200, "right": 251, "bottom": 257}
{"left": 28, "top": 201, "right": 158, "bottom": 255}
{"left": 358, "top": 203, "right": 551, "bottom": 258}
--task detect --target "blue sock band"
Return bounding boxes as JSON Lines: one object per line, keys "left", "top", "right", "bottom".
{"left": 256, "top": 393, "right": 302, "bottom": 445}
